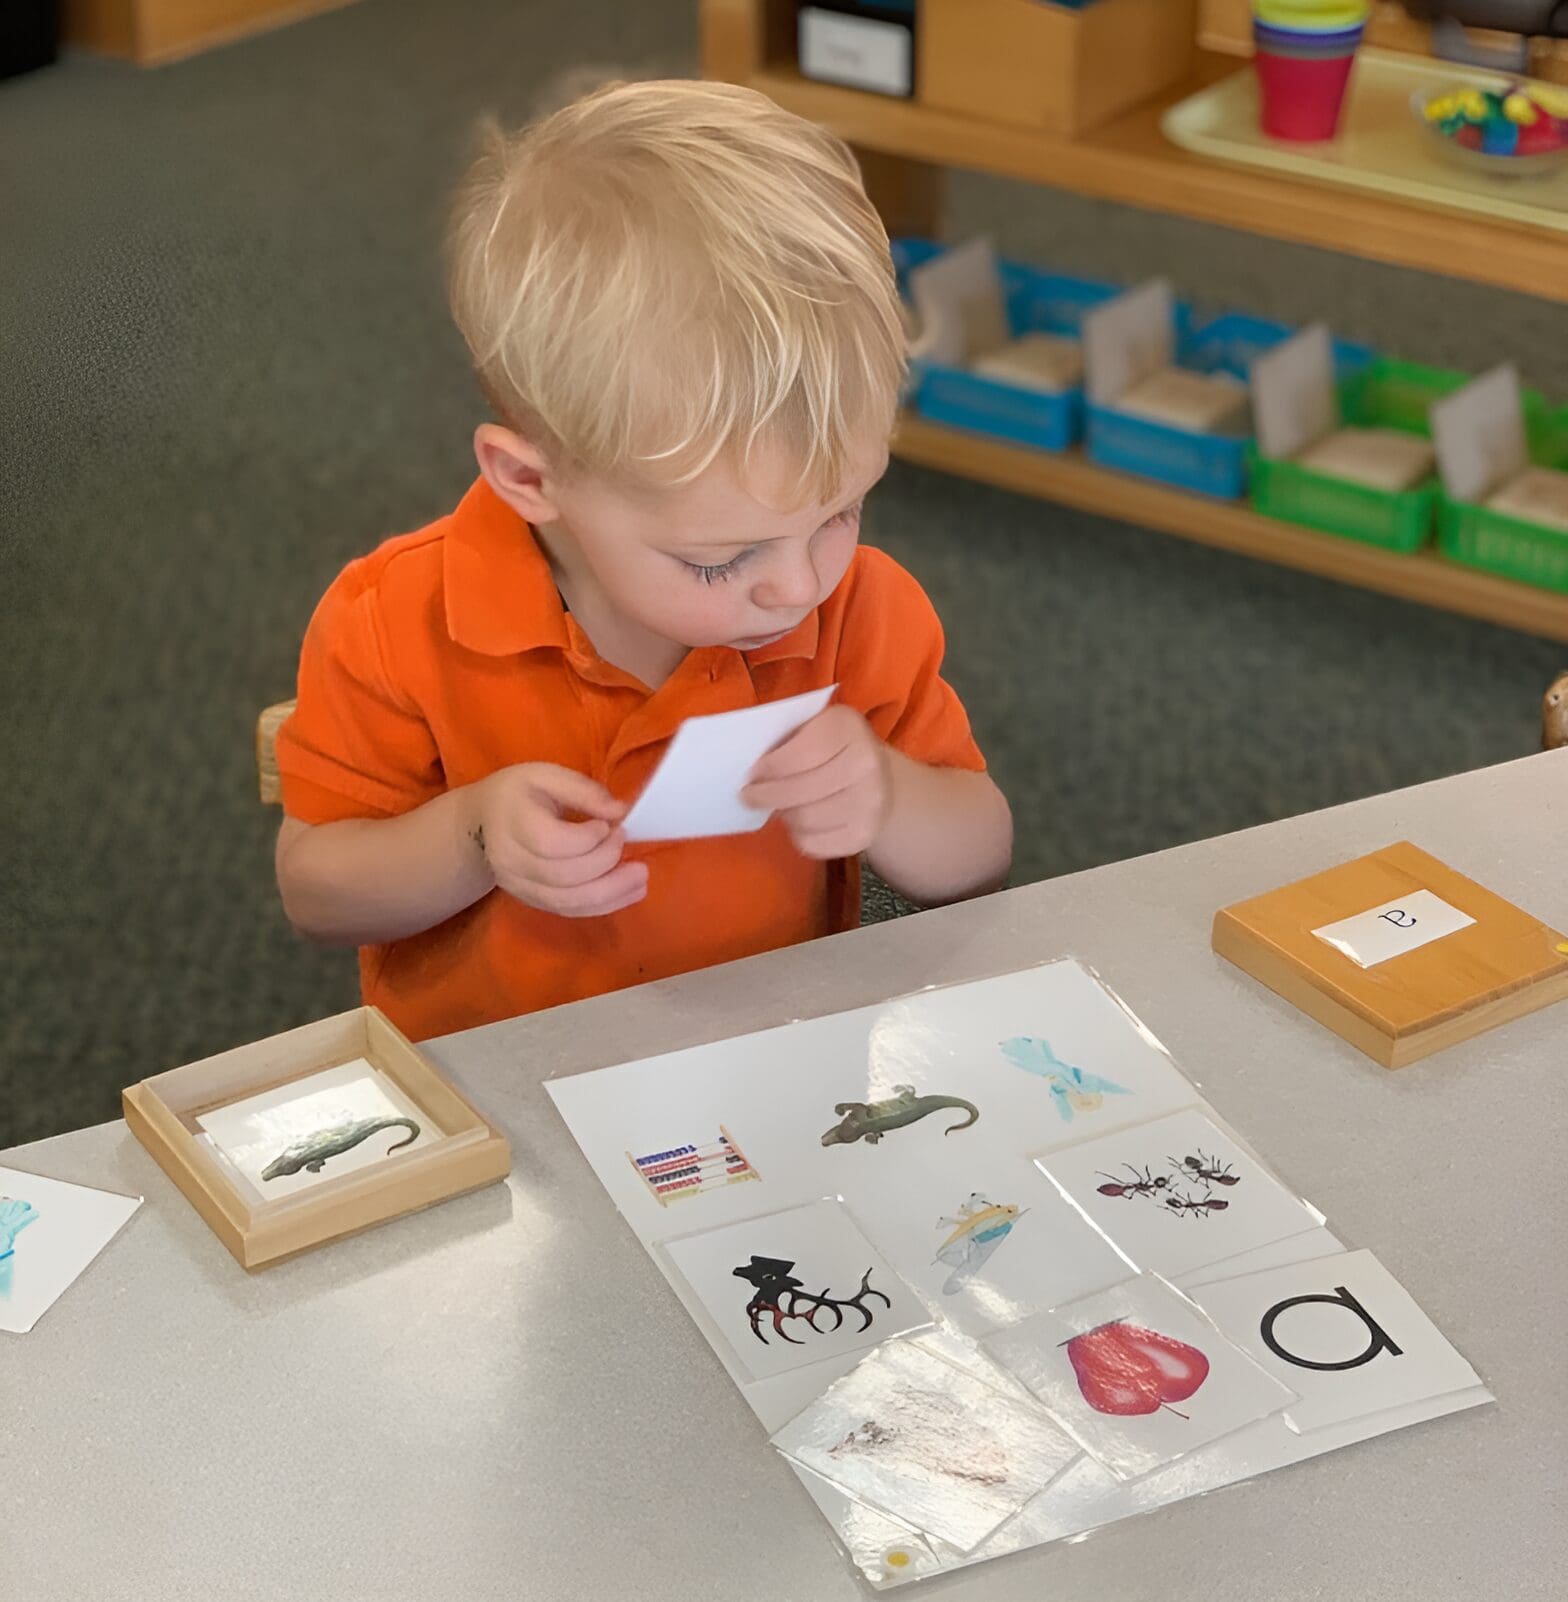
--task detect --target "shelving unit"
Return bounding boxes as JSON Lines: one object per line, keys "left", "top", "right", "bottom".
{"left": 700, "top": 0, "right": 1568, "bottom": 642}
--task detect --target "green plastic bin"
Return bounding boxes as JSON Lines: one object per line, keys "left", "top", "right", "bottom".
{"left": 1249, "top": 359, "right": 1552, "bottom": 555}
{"left": 1437, "top": 404, "right": 1568, "bottom": 594}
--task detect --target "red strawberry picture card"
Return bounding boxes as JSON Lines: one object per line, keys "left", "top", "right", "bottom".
{"left": 982, "top": 1273, "right": 1296, "bottom": 1479}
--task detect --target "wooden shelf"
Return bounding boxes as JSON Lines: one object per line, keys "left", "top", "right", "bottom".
{"left": 745, "top": 60, "right": 1568, "bottom": 305}
{"left": 891, "top": 414, "right": 1568, "bottom": 642}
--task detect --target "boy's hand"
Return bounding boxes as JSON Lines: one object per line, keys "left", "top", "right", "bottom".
{"left": 467, "top": 764, "right": 648, "bottom": 918}
{"left": 742, "top": 706, "right": 893, "bottom": 860}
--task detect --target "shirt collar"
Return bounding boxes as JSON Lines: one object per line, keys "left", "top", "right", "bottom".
{"left": 443, "top": 475, "right": 823, "bottom": 666}
{"left": 444, "top": 478, "right": 569, "bottom": 657}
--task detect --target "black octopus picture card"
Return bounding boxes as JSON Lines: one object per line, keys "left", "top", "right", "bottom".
{"left": 1034, "top": 1109, "right": 1323, "bottom": 1282}
{"left": 661, "top": 1198, "right": 932, "bottom": 1381}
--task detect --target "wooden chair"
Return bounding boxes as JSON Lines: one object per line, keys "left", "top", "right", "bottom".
{"left": 256, "top": 700, "right": 295, "bottom": 804}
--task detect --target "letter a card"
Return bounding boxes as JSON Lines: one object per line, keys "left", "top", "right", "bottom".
{"left": 1188, "top": 1249, "right": 1485, "bottom": 1434}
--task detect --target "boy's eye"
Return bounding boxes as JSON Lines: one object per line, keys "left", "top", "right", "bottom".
{"left": 682, "top": 553, "right": 746, "bottom": 584}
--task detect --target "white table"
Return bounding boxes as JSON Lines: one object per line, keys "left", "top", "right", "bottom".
{"left": 6, "top": 751, "right": 1566, "bottom": 1602}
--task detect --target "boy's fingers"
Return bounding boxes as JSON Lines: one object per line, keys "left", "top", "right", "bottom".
{"left": 747, "top": 711, "right": 852, "bottom": 785}
{"left": 542, "top": 861, "right": 649, "bottom": 918}
{"left": 520, "top": 829, "right": 627, "bottom": 889}
{"left": 743, "top": 747, "right": 861, "bottom": 813}
{"left": 526, "top": 765, "right": 627, "bottom": 824}
{"left": 523, "top": 812, "right": 615, "bottom": 860}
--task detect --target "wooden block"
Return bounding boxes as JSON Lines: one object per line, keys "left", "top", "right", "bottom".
{"left": 122, "top": 1007, "right": 512, "bottom": 1269}
{"left": 1296, "top": 427, "right": 1437, "bottom": 492}
{"left": 971, "top": 332, "right": 1084, "bottom": 393}
{"left": 1118, "top": 368, "right": 1250, "bottom": 434}
{"left": 1487, "top": 465, "right": 1568, "bottom": 532}
{"left": 1213, "top": 841, "right": 1568, "bottom": 1067}
{"left": 919, "top": 0, "right": 1197, "bottom": 137}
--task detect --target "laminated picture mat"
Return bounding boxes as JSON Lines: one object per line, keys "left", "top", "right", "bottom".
{"left": 546, "top": 960, "right": 1491, "bottom": 1587}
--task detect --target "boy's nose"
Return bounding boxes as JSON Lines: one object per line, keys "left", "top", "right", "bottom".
{"left": 755, "top": 556, "right": 819, "bottom": 611}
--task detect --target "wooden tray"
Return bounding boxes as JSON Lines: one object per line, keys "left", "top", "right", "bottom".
{"left": 1163, "top": 48, "right": 1568, "bottom": 237}
{"left": 1213, "top": 841, "right": 1568, "bottom": 1067}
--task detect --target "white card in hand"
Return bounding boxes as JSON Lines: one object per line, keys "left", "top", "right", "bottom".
{"left": 622, "top": 685, "right": 836, "bottom": 843}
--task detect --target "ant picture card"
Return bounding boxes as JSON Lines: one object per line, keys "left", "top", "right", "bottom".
{"left": 660, "top": 1198, "right": 932, "bottom": 1382}
{"left": 1188, "top": 1250, "right": 1483, "bottom": 1436}
{"left": 980, "top": 1274, "right": 1297, "bottom": 1480}
{"left": 1033, "top": 1108, "right": 1323, "bottom": 1282}
{"left": 771, "top": 1337, "right": 1081, "bottom": 1553}
{"left": 1082, "top": 278, "right": 1177, "bottom": 407}
{"left": 194, "top": 1059, "right": 437, "bottom": 1203}
{"left": 0, "top": 1166, "right": 142, "bottom": 1334}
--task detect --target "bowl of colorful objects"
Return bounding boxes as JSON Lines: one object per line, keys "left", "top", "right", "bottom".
{"left": 1414, "top": 79, "right": 1568, "bottom": 176}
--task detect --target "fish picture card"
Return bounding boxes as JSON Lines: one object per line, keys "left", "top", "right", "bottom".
{"left": 622, "top": 685, "right": 836, "bottom": 843}
{"left": 849, "top": 1160, "right": 1132, "bottom": 1341}
{"left": 980, "top": 1274, "right": 1297, "bottom": 1480}
{"left": 0, "top": 1166, "right": 142, "bottom": 1334}
{"left": 660, "top": 1198, "right": 931, "bottom": 1382}
{"left": 771, "top": 1337, "right": 1081, "bottom": 1553}
{"left": 1188, "top": 1249, "right": 1483, "bottom": 1435}
{"left": 195, "top": 1058, "right": 436, "bottom": 1202}
{"left": 627, "top": 1125, "right": 759, "bottom": 1207}
{"left": 1034, "top": 1108, "right": 1323, "bottom": 1283}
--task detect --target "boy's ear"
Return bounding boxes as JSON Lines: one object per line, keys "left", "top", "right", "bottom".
{"left": 473, "top": 424, "right": 564, "bottom": 525}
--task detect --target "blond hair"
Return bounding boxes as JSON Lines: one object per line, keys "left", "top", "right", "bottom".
{"left": 446, "top": 79, "right": 905, "bottom": 504}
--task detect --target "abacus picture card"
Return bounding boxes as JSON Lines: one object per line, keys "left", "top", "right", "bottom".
{"left": 979, "top": 1273, "right": 1296, "bottom": 1480}
{"left": 0, "top": 1166, "right": 142, "bottom": 1335}
{"left": 1033, "top": 1109, "right": 1322, "bottom": 1282}
{"left": 1188, "top": 1249, "right": 1484, "bottom": 1435}
{"left": 660, "top": 1198, "right": 932, "bottom": 1382}
{"left": 622, "top": 685, "right": 836, "bottom": 843}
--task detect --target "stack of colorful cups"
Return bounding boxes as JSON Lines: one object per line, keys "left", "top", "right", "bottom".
{"left": 1252, "top": 1, "right": 1371, "bottom": 141}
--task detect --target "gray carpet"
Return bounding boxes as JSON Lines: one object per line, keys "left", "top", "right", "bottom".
{"left": 2, "top": 0, "right": 1562, "bottom": 1147}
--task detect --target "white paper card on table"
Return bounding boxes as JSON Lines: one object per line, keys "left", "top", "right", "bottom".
{"left": 771, "top": 1337, "right": 1081, "bottom": 1552}
{"left": 661, "top": 1197, "right": 931, "bottom": 1381}
{"left": 1188, "top": 1248, "right": 1482, "bottom": 1435}
{"left": 195, "top": 1058, "right": 436, "bottom": 1201}
{"left": 1430, "top": 363, "right": 1528, "bottom": 504}
{"left": 1082, "top": 279, "right": 1175, "bottom": 407}
{"left": 622, "top": 685, "right": 836, "bottom": 844}
{"left": 906, "top": 237, "right": 1007, "bottom": 368}
{"left": 0, "top": 1166, "right": 142, "bottom": 1334}
{"left": 980, "top": 1273, "right": 1296, "bottom": 1480}
{"left": 1034, "top": 1108, "right": 1322, "bottom": 1282}
{"left": 1251, "top": 322, "right": 1338, "bottom": 462}
{"left": 1310, "top": 888, "right": 1476, "bottom": 968}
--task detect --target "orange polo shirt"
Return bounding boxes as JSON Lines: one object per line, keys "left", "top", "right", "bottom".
{"left": 276, "top": 478, "right": 985, "bottom": 1040}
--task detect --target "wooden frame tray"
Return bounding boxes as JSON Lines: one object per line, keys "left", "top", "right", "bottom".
{"left": 1163, "top": 48, "right": 1568, "bottom": 238}
{"left": 1213, "top": 840, "right": 1568, "bottom": 1066}
{"left": 123, "top": 1007, "right": 511, "bottom": 1269}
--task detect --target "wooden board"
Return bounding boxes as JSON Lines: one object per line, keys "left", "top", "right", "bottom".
{"left": 738, "top": 57, "right": 1568, "bottom": 303}
{"left": 1213, "top": 841, "right": 1568, "bottom": 1066}
{"left": 64, "top": 0, "right": 359, "bottom": 66}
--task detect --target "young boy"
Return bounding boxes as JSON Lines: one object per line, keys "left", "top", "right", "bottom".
{"left": 274, "top": 79, "right": 1012, "bottom": 1041}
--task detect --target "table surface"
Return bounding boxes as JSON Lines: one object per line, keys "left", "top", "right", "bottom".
{"left": 7, "top": 751, "right": 1567, "bottom": 1602}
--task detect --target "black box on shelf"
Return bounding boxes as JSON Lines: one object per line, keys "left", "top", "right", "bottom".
{"left": 798, "top": 2, "right": 917, "bottom": 98}
{"left": 1, "top": 0, "right": 58, "bottom": 81}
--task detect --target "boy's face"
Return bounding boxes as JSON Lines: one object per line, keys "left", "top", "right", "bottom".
{"left": 549, "top": 437, "right": 890, "bottom": 651}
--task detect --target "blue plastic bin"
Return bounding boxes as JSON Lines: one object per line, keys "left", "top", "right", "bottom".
{"left": 1086, "top": 312, "right": 1376, "bottom": 500}
{"left": 893, "top": 237, "right": 1121, "bottom": 454}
